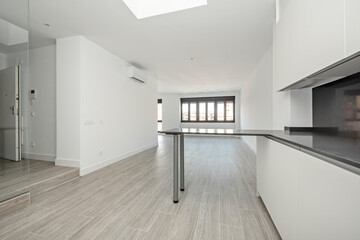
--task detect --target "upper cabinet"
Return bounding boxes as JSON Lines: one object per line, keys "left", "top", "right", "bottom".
{"left": 275, "top": 0, "right": 303, "bottom": 91}
{"left": 275, "top": 0, "right": 348, "bottom": 91}
{"left": 345, "top": 0, "right": 360, "bottom": 56}
{"left": 300, "top": 0, "right": 345, "bottom": 79}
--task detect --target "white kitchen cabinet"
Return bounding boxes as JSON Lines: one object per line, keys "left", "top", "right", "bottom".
{"left": 299, "top": 0, "right": 345, "bottom": 78}
{"left": 275, "top": 0, "right": 302, "bottom": 91}
{"left": 275, "top": 0, "right": 346, "bottom": 91}
{"left": 257, "top": 136, "right": 360, "bottom": 240}
{"left": 297, "top": 151, "right": 360, "bottom": 240}
{"left": 345, "top": 0, "right": 360, "bottom": 56}
{"left": 257, "top": 137, "right": 298, "bottom": 240}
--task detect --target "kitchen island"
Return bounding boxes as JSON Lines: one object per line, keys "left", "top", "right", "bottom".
{"left": 161, "top": 128, "right": 360, "bottom": 240}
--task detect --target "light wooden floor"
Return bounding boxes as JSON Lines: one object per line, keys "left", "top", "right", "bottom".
{"left": 0, "top": 159, "right": 78, "bottom": 201}
{"left": 0, "top": 135, "right": 281, "bottom": 240}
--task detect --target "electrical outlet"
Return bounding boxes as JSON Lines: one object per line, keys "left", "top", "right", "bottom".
{"left": 30, "top": 142, "right": 35, "bottom": 148}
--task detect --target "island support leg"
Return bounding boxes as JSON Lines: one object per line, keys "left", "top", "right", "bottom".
{"left": 173, "top": 135, "right": 179, "bottom": 203}
{"left": 180, "top": 134, "right": 185, "bottom": 191}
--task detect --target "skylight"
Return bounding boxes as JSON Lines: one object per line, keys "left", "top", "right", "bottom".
{"left": 122, "top": 0, "right": 208, "bottom": 19}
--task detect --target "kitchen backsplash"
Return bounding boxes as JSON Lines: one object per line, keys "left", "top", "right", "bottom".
{"left": 313, "top": 72, "right": 360, "bottom": 137}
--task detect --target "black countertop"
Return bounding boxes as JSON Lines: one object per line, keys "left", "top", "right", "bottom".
{"left": 161, "top": 128, "right": 360, "bottom": 169}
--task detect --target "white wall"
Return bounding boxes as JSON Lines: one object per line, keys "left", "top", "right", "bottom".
{"left": 241, "top": 48, "right": 274, "bottom": 151}
{"left": 272, "top": 90, "right": 291, "bottom": 130}
{"left": 1, "top": 46, "right": 56, "bottom": 161}
{"left": 290, "top": 89, "right": 312, "bottom": 127}
{"left": 79, "top": 37, "right": 158, "bottom": 175}
{"left": 272, "top": 89, "right": 312, "bottom": 130}
{"left": 241, "top": 46, "right": 313, "bottom": 152}
{"left": 1, "top": 46, "right": 58, "bottom": 161}
{"left": 56, "top": 37, "right": 81, "bottom": 167}
{"left": 0, "top": 53, "right": 6, "bottom": 69}
{"left": 158, "top": 91, "right": 241, "bottom": 131}
{"left": 26, "top": 45, "right": 56, "bottom": 161}
{"left": 272, "top": 85, "right": 313, "bottom": 130}
{"left": 57, "top": 36, "right": 158, "bottom": 175}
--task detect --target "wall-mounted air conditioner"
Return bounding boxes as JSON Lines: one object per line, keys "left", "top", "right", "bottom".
{"left": 126, "top": 66, "right": 147, "bottom": 83}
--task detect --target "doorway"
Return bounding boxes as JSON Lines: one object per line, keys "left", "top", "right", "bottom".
{"left": 0, "top": 65, "right": 21, "bottom": 161}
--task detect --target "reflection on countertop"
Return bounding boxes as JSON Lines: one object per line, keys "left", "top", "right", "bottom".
{"left": 161, "top": 128, "right": 360, "bottom": 169}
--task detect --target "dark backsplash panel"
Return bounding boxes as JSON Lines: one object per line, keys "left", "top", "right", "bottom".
{"left": 313, "top": 72, "right": 360, "bottom": 137}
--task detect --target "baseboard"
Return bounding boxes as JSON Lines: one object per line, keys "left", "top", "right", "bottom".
{"left": 22, "top": 152, "right": 56, "bottom": 162}
{"left": 241, "top": 136, "right": 257, "bottom": 153}
{"left": 79, "top": 142, "right": 158, "bottom": 176}
{"left": 55, "top": 158, "right": 80, "bottom": 168}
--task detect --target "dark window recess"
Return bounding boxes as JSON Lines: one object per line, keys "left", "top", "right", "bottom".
{"left": 181, "top": 96, "right": 235, "bottom": 123}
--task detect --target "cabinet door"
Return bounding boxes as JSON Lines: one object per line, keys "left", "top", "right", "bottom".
{"left": 300, "top": 0, "right": 345, "bottom": 78}
{"left": 345, "top": 0, "right": 360, "bottom": 56}
{"left": 257, "top": 137, "right": 298, "bottom": 240}
{"left": 275, "top": 0, "right": 302, "bottom": 91}
{"left": 297, "top": 153, "right": 360, "bottom": 240}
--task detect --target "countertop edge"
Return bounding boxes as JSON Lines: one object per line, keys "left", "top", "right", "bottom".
{"left": 160, "top": 130, "right": 360, "bottom": 170}
{"left": 266, "top": 135, "right": 360, "bottom": 170}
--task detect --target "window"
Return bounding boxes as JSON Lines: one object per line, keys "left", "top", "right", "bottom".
{"left": 157, "top": 99, "right": 162, "bottom": 131}
{"left": 190, "top": 102, "right": 197, "bottom": 121}
{"left": 182, "top": 103, "right": 189, "bottom": 121}
{"left": 226, "top": 101, "right": 234, "bottom": 121}
{"left": 199, "top": 102, "right": 206, "bottom": 121}
{"left": 207, "top": 102, "right": 215, "bottom": 121}
{"left": 217, "top": 101, "right": 225, "bottom": 121}
{"left": 181, "top": 96, "right": 235, "bottom": 122}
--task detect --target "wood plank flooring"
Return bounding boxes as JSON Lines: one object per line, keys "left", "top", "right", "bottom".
{"left": 0, "top": 135, "right": 281, "bottom": 240}
{"left": 0, "top": 159, "right": 79, "bottom": 201}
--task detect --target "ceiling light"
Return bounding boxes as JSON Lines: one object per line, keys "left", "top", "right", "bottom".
{"left": 122, "top": 0, "right": 207, "bottom": 19}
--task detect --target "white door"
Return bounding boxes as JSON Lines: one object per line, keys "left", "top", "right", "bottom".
{"left": 0, "top": 66, "right": 20, "bottom": 161}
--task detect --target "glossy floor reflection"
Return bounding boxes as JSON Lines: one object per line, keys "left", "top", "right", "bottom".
{"left": 0, "top": 159, "right": 77, "bottom": 202}
{"left": 0, "top": 135, "right": 281, "bottom": 240}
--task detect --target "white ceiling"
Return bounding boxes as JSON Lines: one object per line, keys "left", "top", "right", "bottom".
{"left": 0, "top": 18, "right": 28, "bottom": 46}
{"left": 1, "top": 0, "right": 275, "bottom": 93}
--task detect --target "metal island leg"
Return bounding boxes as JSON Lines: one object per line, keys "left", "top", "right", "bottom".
{"left": 173, "top": 134, "right": 179, "bottom": 203}
{"left": 180, "top": 134, "right": 185, "bottom": 191}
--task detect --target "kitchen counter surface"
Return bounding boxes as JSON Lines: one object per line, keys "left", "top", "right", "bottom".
{"left": 161, "top": 128, "right": 360, "bottom": 169}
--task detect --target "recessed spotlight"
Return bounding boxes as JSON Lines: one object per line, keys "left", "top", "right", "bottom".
{"left": 44, "top": 23, "right": 50, "bottom": 27}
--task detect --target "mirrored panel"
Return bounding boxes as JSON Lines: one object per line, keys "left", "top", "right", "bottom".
{"left": 0, "top": 0, "right": 29, "bottom": 202}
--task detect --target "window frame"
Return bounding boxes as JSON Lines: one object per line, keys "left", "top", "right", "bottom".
{"left": 180, "top": 96, "right": 235, "bottom": 123}
{"left": 157, "top": 99, "right": 162, "bottom": 123}
{"left": 157, "top": 99, "right": 162, "bottom": 132}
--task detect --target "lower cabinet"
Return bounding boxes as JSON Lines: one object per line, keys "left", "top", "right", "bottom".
{"left": 297, "top": 151, "right": 360, "bottom": 240}
{"left": 257, "top": 136, "right": 298, "bottom": 240}
{"left": 257, "top": 137, "right": 360, "bottom": 240}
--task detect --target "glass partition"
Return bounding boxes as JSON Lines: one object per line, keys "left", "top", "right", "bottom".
{"left": 0, "top": 0, "right": 29, "bottom": 202}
